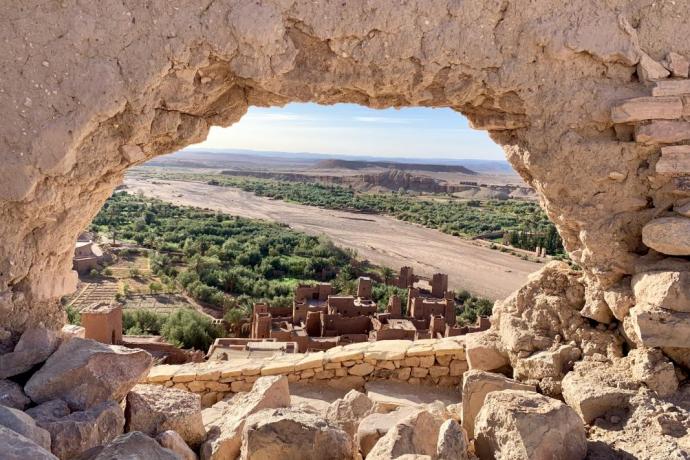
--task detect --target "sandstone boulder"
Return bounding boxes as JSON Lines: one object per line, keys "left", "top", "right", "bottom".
{"left": 474, "top": 390, "right": 587, "bottom": 460}
{"left": 201, "top": 375, "right": 290, "bottom": 460}
{"left": 356, "top": 406, "right": 423, "bottom": 457}
{"left": 436, "top": 419, "right": 469, "bottom": 460}
{"left": 461, "top": 370, "right": 535, "bottom": 439}
{"left": 580, "top": 290, "right": 614, "bottom": 324}
{"left": 561, "top": 358, "right": 639, "bottom": 424}
{"left": 26, "top": 399, "right": 70, "bottom": 420}
{"left": 76, "top": 431, "right": 180, "bottom": 460}
{"left": 24, "top": 338, "right": 152, "bottom": 410}
{"left": 0, "top": 425, "right": 58, "bottom": 460}
{"left": 240, "top": 407, "right": 352, "bottom": 460}
{"left": 0, "top": 327, "right": 60, "bottom": 379}
{"left": 663, "top": 347, "right": 690, "bottom": 369}
{"left": 366, "top": 409, "right": 444, "bottom": 460}
{"left": 587, "top": 386, "right": 690, "bottom": 459}
{"left": 629, "top": 304, "right": 690, "bottom": 348}
{"left": 157, "top": 430, "right": 198, "bottom": 460}
{"left": 512, "top": 344, "right": 581, "bottom": 396}
{"left": 126, "top": 384, "right": 205, "bottom": 447}
{"left": 663, "top": 52, "right": 690, "bottom": 78}
{"left": 0, "top": 378, "right": 31, "bottom": 409}
{"left": 642, "top": 217, "right": 690, "bottom": 256}
{"left": 325, "top": 389, "right": 373, "bottom": 438}
{"left": 603, "top": 281, "right": 635, "bottom": 321}
{"left": 638, "top": 53, "right": 671, "bottom": 82}
{"left": 632, "top": 271, "right": 690, "bottom": 312}
{"left": 29, "top": 400, "right": 124, "bottom": 460}
{"left": 464, "top": 331, "right": 509, "bottom": 372}
{"left": 629, "top": 348, "right": 678, "bottom": 397}
{"left": 0, "top": 404, "right": 52, "bottom": 450}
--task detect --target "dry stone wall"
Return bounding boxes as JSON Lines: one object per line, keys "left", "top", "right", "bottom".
{"left": 145, "top": 338, "right": 467, "bottom": 407}
{"left": 2, "top": 0, "right": 690, "bottom": 347}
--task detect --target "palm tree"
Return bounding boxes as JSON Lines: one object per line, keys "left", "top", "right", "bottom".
{"left": 224, "top": 307, "right": 245, "bottom": 337}
{"left": 381, "top": 266, "right": 395, "bottom": 285}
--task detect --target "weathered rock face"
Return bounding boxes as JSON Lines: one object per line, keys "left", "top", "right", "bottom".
{"left": 28, "top": 399, "right": 125, "bottom": 460}
{"left": 0, "top": 328, "right": 60, "bottom": 379}
{"left": 157, "top": 430, "right": 198, "bottom": 460}
{"left": 2, "top": 1, "right": 690, "bottom": 347}
{"left": 436, "top": 419, "right": 469, "bottom": 460}
{"left": 76, "top": 431, "right": 181, "bottom": 460}
{"left": 201, "top": 375, "right": 290, "bottom": 460}
{"left": 486, "top": 262, "right": 625, "bottom": 394}
{"left": 474, "top": 390, "right": 587, "bottom": 460}
{"left": 0, "top": 379, "right": 31, "bottom": 410}
{"left": 125, "top": 384, "right": 205, "bottom": 448}
{"left": 24, "top": 338, "right": 152, "bottom": 410}
{"left": 0, "top": 404, "right": 52, "bottom": 451}
{"left": 355, "top": 406, "right": 424, "bottom": 458}
{"left": 0, "top": 425, "right": 58, "bottom": 460}
{"left": 240, "top": 408, "right": 352, "bottom": 460}
{"left": 366, "top": 409, "right": 445, "bottom": 460}
{"left": 461, "top": 370, "right": 536, "bottom": 439}
{"left": 587, "top": 386, "right": 690, "bottom": 459}
{"left": 325, "top": 389, "right": 374, "bottom": 439}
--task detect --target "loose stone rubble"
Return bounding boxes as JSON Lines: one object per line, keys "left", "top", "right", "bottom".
{"left": 0, "top": 404, "right": 52, "bottom": 451}
{"left": 29, "top": 400, "right": 124, "bottom": 460}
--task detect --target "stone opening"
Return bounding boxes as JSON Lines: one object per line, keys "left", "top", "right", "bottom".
{"left": 1, "top": 1, "right": 689, "bottom": 368}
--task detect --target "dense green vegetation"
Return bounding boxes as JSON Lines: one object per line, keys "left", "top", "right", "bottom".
{"left": 122, "top": 309, "right": 222, "bottom": 351}
{"left": 89, "top": 192, "right": 495, "bottom": 340}
{"left": 92, "top": 192, "right": 354, "bottom": 311}
{"left": 92, "top": 193, "right": 469, "bottom": 308}
{"left": 455, "top": 290, "right": 494, "bottom": 325}
{"left": 158, "top": 172, "right": 564, "bottom": 254}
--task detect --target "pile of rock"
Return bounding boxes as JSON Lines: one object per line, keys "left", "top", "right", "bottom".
{"left": 463, "top": 260, "right": 690, "bottom": 458}
{"left": 0, "top": 327, "right": 186, "bottom": 459}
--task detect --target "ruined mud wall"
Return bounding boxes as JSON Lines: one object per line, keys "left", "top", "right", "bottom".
{"left": 1, "top": 0, "right": 689, "bottom": 338}
{"left": 146, "top": 337, "right": 467, "bottom": 408}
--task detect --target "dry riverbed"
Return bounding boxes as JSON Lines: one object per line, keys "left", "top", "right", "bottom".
{"left": 123, "top": 176, "right": 542, "bottom": 300}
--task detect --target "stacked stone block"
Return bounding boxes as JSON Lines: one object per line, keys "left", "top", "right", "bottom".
{"left": 610, "top": 50, "right": 690, "bottom": 363}
{"left": 145, "top": 338, "right": 468, "bottom": 407}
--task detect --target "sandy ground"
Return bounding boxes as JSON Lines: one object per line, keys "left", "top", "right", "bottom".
{"left": 123, "top": 177, "right": 541, "bottom": 300}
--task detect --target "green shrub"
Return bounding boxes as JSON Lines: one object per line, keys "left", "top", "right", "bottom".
{"left": 160, "top": 309, "right": 221, "bottom": 351}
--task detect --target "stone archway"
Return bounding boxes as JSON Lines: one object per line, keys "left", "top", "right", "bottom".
{"left": 1, "top": 0, "right": 689, "bottom": 351}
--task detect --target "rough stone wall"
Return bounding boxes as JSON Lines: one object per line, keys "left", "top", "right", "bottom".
{"left": 1, "top": 1, "right": 690, "bottom": 335}
{"left": 145, "top": 337, "right": 467, "bottom": 407}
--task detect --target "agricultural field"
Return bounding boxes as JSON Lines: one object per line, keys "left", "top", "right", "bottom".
{"left": 85, "top": 192, "right": 493, "bottom": 327}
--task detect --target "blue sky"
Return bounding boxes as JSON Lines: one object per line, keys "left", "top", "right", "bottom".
{"left": 191, "top": 103, "right": 504, "bottom": 160}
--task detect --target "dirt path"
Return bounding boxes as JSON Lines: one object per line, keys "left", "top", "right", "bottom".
{"left": 123, "top": 177, "right": 541, "bottom": 300}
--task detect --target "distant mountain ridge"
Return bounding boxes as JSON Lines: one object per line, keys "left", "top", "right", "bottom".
{"left": 312, "top": 159, "right": 477, "bottom": 174}
{"left": 150, "top": 148, "right": 516, "bottom": 174}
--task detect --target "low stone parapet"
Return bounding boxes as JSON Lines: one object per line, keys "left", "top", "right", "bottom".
{"left": 145, "top": 337, "right": 467, "bottom": 407}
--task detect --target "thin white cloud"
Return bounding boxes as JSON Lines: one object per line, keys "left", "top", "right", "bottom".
{"left": 353, "top": 116, "right": 418, "bottom": 124}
